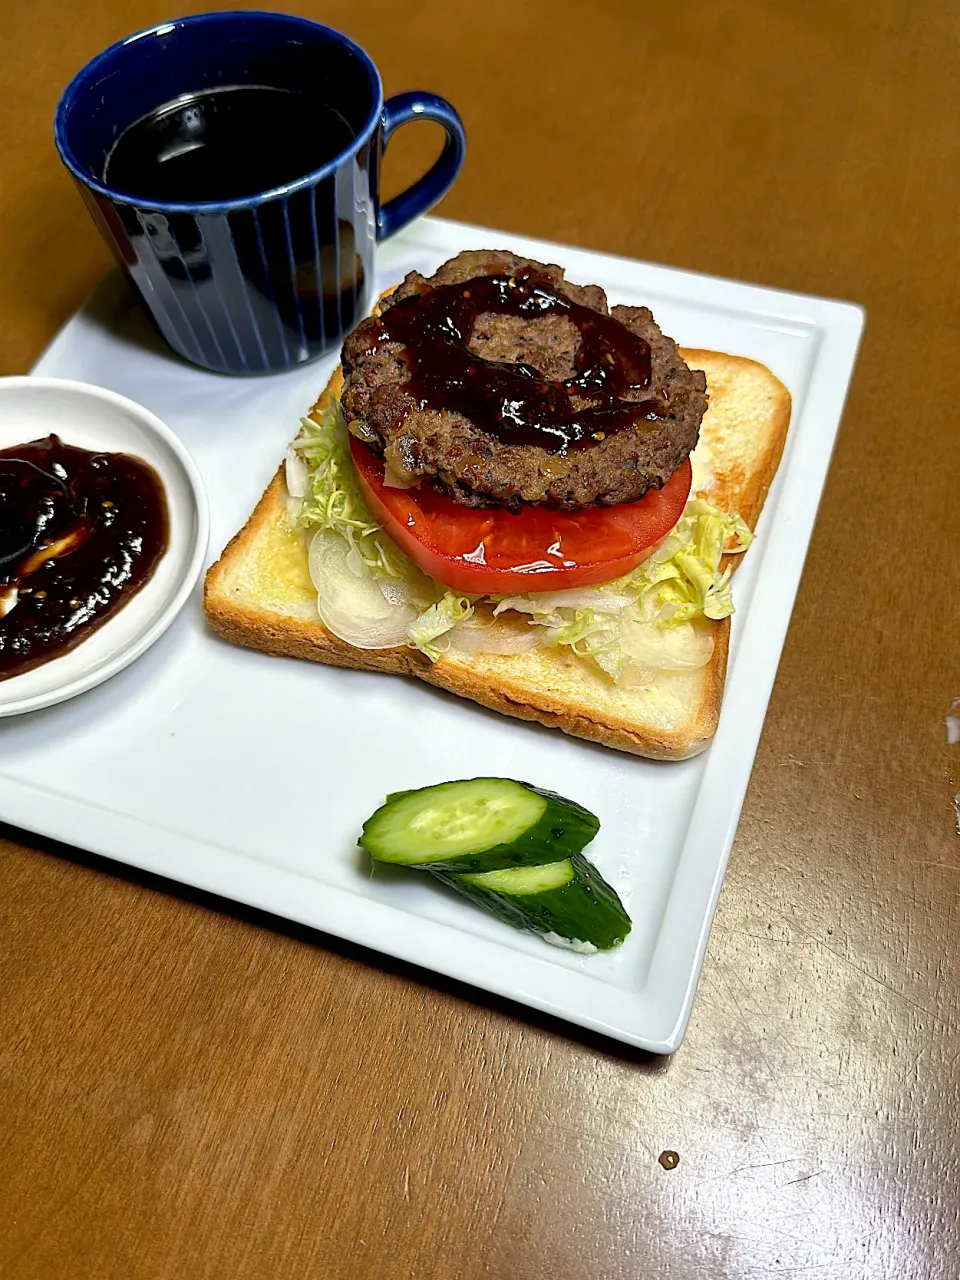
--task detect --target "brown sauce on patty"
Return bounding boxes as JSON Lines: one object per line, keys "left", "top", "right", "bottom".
{"left": 373, "top": 266, "right": 668, "bottom": 453}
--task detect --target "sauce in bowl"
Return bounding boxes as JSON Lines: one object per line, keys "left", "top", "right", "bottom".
{"left": 0, "top": 435, "right": 168, "bottom": 680}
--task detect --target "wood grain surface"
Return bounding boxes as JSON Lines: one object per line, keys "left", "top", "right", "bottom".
{"left": 2, "top": 1, "right": 959, "bottom": 1276}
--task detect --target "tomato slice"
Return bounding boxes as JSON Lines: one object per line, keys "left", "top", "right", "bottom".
{"left": 349, "top": 437, "right": 692, "bottom": 594}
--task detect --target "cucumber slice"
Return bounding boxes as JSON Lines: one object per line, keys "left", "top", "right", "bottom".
{"left": 359, "top": 778, "right": 600, "bottom": 873}
{"left": 465, "top": 860, "right": 576, "bottom": 895}
{"left": 434, "top": 853, "right": 631, "bottom": 952}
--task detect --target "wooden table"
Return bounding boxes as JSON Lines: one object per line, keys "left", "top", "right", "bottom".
{"left": 2, "top": 2, "right": 958, "bottom": 1275}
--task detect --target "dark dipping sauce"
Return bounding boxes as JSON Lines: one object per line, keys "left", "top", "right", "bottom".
{"left": 0, "top": 436, "right": 168, "bottom": 681}
{"left": 374, "top": 266, "right": 667, "bottom": 453}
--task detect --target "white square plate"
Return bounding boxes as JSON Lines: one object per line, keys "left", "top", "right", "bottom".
{"left": 1, "top": 218, "right": 863, "bottom": 1052}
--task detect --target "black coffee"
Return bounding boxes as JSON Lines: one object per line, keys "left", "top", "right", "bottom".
{"left": 104, "top": 85, "right": 356, "bottom": 203}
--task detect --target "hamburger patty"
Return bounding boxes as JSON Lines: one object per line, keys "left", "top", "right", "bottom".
{"left": 340, "top": 250, "right": 707, "bottom": 510}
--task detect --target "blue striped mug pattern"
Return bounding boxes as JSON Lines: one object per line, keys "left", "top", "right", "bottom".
{"left": 55, "top": 12, "right": 466, "bottom": 376}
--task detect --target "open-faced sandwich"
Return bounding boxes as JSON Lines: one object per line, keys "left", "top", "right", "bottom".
{"left": 204, "top": 249, "right": 791, "bottom": 759}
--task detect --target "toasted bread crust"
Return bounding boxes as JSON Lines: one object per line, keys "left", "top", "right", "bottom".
{"left": 204, "top": 466, "right": 732, "bottom": 760}
{"left": 681, "top": 349, "right": 791, "bottom": 529}
{"left": 204, "top": 341, "right": 791, "bottom": 760}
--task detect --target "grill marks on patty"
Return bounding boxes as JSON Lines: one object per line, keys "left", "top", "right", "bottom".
{"left": 340, "top": 250, "right": 706, "bottom": 511}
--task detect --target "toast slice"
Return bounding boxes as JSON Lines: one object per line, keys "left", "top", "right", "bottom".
{"left": 204, "top": 351, "right": 790, "bottom": 759}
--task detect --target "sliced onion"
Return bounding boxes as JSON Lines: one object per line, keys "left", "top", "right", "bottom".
{"left": 346, "top": 417, "right": 378, "bottom": 445}
{"left": 345, "top": 544, "right": 366, "bottom": 578}
{"left": 319, "top": 598, "right": 415, "bottom": 649}
{"left": 284, "top": 446, "right": 309, "bottom": 499}
{"left": 382, "top": 461, "right": 417, "bottom": 489}
{"left": 495, "top": 589, "right": 633, "bottom": 617}
{"left": 447, "top": 618, "right": 541, "bottom": 655}
{"left": 377, "top": 563, "right": 439, "bottom": 606}
{"left": 379, "top": 579, "right": 411, "bottom": 607}
{"left": 620, "top": 618, "right": 713, "bottom": 671}
{"left": 309, "top": 529, "right": 415, "bottom": 649}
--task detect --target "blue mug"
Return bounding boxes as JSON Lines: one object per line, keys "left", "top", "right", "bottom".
{"left": 54, "top": 11, "right": 465, "bottom": 376}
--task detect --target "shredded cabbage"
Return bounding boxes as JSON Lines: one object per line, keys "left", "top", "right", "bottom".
{"left": 293, "top": 403, "right": 409, "bottom": 579}
{"left": 623, "top": 498, "right": 752, "bottom": 623}
{"left": 406, "top": 594, "right": 475, "bottom": 660}
{"left": 540, "top": 609, "right": 629, "bottom": 681}
{"left": 290, "top": 399, "right": 752, "bottom": 677}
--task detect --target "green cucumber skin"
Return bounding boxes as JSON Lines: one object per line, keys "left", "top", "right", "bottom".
{"left": 363, "top": 780, "right": 600, "bottom": 874}
{"left": 451, "top": 783, "right": 598, "bottom": 873}
{"left": 434, "top": 853, "right": 631, "bottom": 951}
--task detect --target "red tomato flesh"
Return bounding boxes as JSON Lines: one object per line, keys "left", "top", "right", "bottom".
{"left": 349, "top": 437, "right": 692, "bottom": 595}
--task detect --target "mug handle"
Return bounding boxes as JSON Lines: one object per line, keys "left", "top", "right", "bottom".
{"left": 377, "top": 92, "right": 466, "bottom": 241}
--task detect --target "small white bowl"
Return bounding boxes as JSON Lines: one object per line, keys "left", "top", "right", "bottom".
{"left": 0, "top": 377, "right": 209, "bottom": 716}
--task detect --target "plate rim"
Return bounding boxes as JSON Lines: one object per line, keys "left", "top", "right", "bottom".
{"left": 5, "top": 219, "right": 865, "bottom": 1052}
